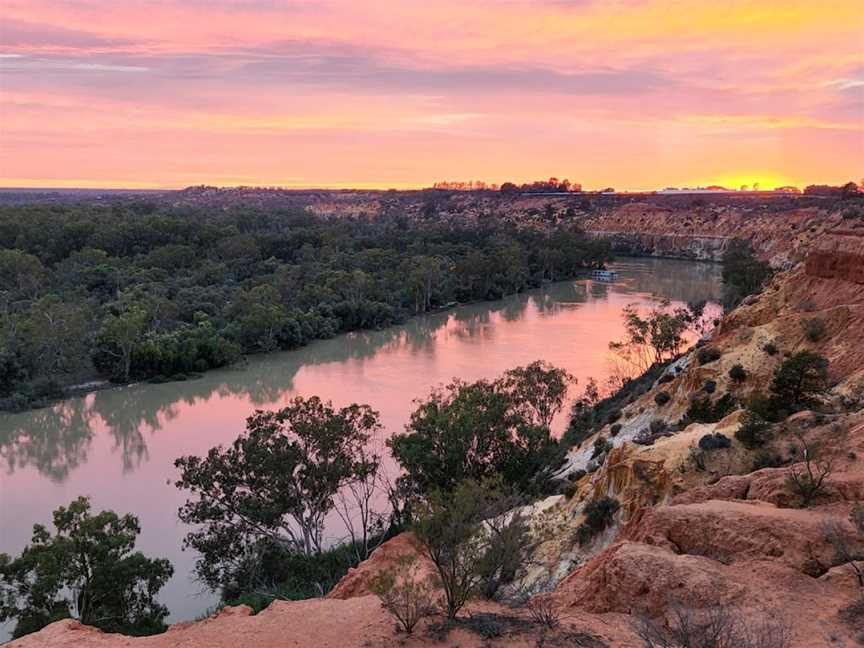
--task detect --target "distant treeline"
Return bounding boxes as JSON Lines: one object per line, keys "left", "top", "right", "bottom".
{"left": 0, "top": 204, "right": 611, "bottom": 410}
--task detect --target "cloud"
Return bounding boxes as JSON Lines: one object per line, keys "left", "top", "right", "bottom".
{"left": 0, "top": 18, "right": 143, "bottom": 50}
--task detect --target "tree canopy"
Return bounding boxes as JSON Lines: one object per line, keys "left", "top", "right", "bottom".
{"left": 0, "top": 203, "right": 611, "bottom": 411}
{"left": 174, "top": 396, "right": 381, "bottom": 591}
{"left": 388, "top": 361, "right": 573, "bottom": 496}
{"left": 721, "top": 239, "right": 772, "bottom": 308}
{"left": 0, "top": 497, "right": 173, "bottom": 639}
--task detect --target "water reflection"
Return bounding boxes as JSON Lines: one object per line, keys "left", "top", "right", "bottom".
{"left": 0, "top": 257, "right": 721, "bottom": 483}
{"left": 0, "top": 399, "right": 94, "bottom": 482}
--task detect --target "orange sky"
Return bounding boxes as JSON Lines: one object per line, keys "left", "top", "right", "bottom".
{"left": 0, "top": 0, "right": 862, "bottom": 190}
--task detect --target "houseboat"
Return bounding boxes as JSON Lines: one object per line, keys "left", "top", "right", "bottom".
{"left": 591, "top": 268, "right": 618, "bottom": 281}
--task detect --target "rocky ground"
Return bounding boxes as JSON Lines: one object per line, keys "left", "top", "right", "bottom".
{"left": 9, "top": 211, "right": 864, "bottom": 648}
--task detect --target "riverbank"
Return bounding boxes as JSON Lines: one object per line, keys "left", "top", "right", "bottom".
{"left": 0, "top": 266, "right": 622, "bottom": 416}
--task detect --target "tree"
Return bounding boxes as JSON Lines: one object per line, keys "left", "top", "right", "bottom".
{"left": 413, "top": 480, "right": 524, "bottom": 619}
{"left": 18, "top": 295, "right": 93, "bottom": 377}
{"left": 388, "top": 363, "right": 570, "bottom": 496}
{"left": 0, "top": 249, "right": 46, "bottom": 298}
{"left": 786, "top": 432, "right": 832, "bottom": 507}
{"left": 175, "top": 397, "right": 381, "bottom": 591}
{"left": 498, "top": 361, "right": 575, "bottom": 429}
{"left": 0, "top": 497, "right": 172, "bottom": 639}
{"left": 721, "top": 239, "right": 772, "bottom": 308}
{"left": 92, "top": 305, "right": 151, "bottom": 382}
{"left": 770, "top": 351, "right": 829, "bottom": 411}
{"left": 333, "top": 447, "right": 391, "bottom": 563}
{"left": 609, "top": 301, "right": 687, "bottom": 374}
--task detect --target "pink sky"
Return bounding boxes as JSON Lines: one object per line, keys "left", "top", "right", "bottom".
{"left": 0, "top": 0, "right": 861, "bottom": 190}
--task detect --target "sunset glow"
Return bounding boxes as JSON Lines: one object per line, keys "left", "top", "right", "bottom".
{"left": 1, "top": 0, "right": 862, "bottom": 190}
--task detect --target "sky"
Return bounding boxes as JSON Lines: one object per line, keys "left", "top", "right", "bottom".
{"left": 0, "top": 0, "right": 862, "bottom": 191}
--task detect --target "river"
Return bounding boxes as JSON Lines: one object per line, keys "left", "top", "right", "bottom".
{"left": 0, "top": 257, "right": 722, "bottom": 635}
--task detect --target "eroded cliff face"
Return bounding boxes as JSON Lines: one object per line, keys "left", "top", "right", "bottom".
{"left": 582, "top": 202, "right": 848, "bottom": 265}
{"left": 805, "top": 232, "right": 864, "bottom": 284}
{"left": 12, "top": 227, "right": 864, "bottom": 648}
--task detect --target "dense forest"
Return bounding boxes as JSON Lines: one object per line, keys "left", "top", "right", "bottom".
{"left": 0, "top": 203, "right": 612, "bottom": 410}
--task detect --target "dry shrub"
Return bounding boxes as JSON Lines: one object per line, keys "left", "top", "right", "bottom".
{"left": 527, "top": 593, "right": 561, "bottom": 629}
{"left": 637, "top": 604, "right": 792, "bottom": 648}
{"left": 369, "top": 555, "right": 437, "bottom": 634}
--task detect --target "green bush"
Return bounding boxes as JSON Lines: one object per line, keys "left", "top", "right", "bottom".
{"left": 567, "top": 469, "right": 587, "bottom": 482}
{"left": 591, "top": 436, "right": 612, "bottom": 459}
{"left": 683, "top": 393, "right": 736, "bottom": 424}
{"left": 763, "top": 342, "right": 779, "bottom": 356}
{"left": 702, "top": 380, "right": 717, "bottom": 394}
{"left": 575, "top": 496, "right": 620, "bottom": 545}
{"left": 770, "top": 351, "right": 829, "bottom": 412}
{"left": 649, "top": 419, "right": 668, "bottom": 435}
{"left": 609, "top": 423, "right": 622, "bottom": 437}
{"left": 728, "top": 364, "right": 748, "bottom": 383}
{"left": 752, "top": 449, "right": 784, "bottom": 470}
{"left": 801, "top": 317, "right": 827, "bottom": 342}
{"left": 698, "top": 432, "right": 732, "bottom": 451}
{"left": 721, "top": 238, "right": 772, "bottom": 308}
{"left": 735, "top": 411, "right": 773, "bottom": 449}
{"left": 697, "top": 348, "right": 722, "bottom": 365}
{"left": 654, "top": 391, "right": 671, "bottom": 406}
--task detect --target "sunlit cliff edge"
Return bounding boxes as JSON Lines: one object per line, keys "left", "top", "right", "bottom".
{"left": 9, "top": 207, "right": 864, "bottom": 647}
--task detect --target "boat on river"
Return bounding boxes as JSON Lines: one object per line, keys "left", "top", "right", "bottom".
{"left": 591, "top": 269, "right": 619, "bottom": 281}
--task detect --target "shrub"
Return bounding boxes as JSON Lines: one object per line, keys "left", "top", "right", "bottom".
{"left": 637, "top": 604, "right": 791, "bottom": 648}
{"left": 575, "top": 496, "right": 620, "bottom": 545}
{"left": 476, "top": 505, "right": 529, "bottom": 600}
{"left": 785, "top": 434, "right": 832, "bottom": 507}
{"left": 721, "top": 238, "right": 773, "bottom": 309}
{"left": 658, "top": 373, "right": 674, "bottom": 384}
{"left": 698, "top": 433, "right": 731, "bottom": 451}
{"left": 654, "top": 391, "right": 671, "bottom": 406}
{"left": 763, "top": 342, "right": 779, "bottom": 356}
{"left": 567, "top": 469, "right": 586, "bottom": 482}
{"left": 697, "top": 347, "right": 722, "bottom": 365}
{"left": 735, "top": 411, "right": 773, "bottom": 449}
{"left": 526, "top": 593, "right": 561, "bottom": 629}
{"left": 728, "top": 364, "right": 748, "bottom": 383}
{"left": 683, "top": 393, "right": 736, "bottom": 425}
{"left": 770, "top": 351, "right": 829, "bottom": 412}
{"left": 609, "top": 423, "right": 622, "bottom": 437}
{"left": 562, "top": 483, "right": 578, "bottom": 500}
{"left": 752, "top": 449, "right": 785, "bottom": 470}
{"left": 414, "top": 479, "right": 526, "bottom": 619}
{"left": 801, "top": 317, "right": 827, "bottom": 342}
{"left": 649, "top": 418, "right": 667, "bottom": 435}
{"left": 606, "top": 409, "right": 622, "bottom": 425}
{"left": 591, "top": 436, "right": 612, "bottom": 459}
{"left": 465, "top": 612, "right": 506, "bottom": 638}
{"left": 702, "top": 379, "right": 717, "bottom": 394}
{"left": 369, "top": 556, "right": 437, "bottom": 634}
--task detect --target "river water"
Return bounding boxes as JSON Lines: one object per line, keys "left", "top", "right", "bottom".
{"left": 0, "top": 257, "right": 721, "bottom": 634}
